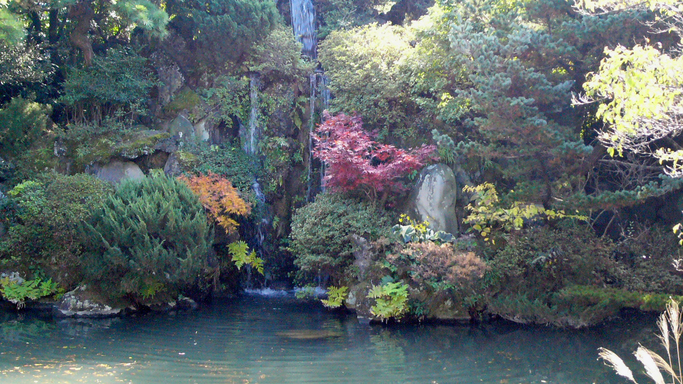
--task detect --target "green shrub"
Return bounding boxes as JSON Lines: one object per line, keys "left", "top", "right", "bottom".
{"left": 0, "top": 276, "right": 63, "bottom": 309}
{"left": 183, "top": 142, "right": 257, "bottom": 195}
{"left": 81, "top": 174, "right": 212, "bottom": 305}
{"left": 0, "top": 96, "right": 52, "bottom": 158}
{"left": 0, "top": 173, "right": 113, "bottom": 287}
{"left": 321, "top": 286, "right": 348, "bottom": 308}
{"left": 484, "top": 223, "right": 623, "bottom": 325}
{"left": 368, "top": 281, "right": 409, "bottom": 322}
{"left": 59, "top": 47, "right": 157, "bottom": 125}
{"left": 486, "top": 223, "right": 618, "bottom": 296}
{"left": 613, "top": 224, "right": 683, "bottom": 294}
{"left": 288, "top": 193, "right": 392, "bottom": 284}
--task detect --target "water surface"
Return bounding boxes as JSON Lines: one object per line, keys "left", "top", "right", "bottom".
{"left": 0, "top": 293, "right": 656, "bottom": 383}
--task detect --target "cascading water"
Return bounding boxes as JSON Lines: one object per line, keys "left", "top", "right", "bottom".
{"left": 291, "top": 0, "right": 332, "bottom": 201}
{"left": 290, "top": 0, "right": 317, "bottom": 58}
{"left": 305, "top": 71, "right": 331, "bottom": 201}
{"left": 241, "top": 73, "right": 270, "bottom": 286}
{"left": 244, "top": 73, "right": 260, "bottom": 156}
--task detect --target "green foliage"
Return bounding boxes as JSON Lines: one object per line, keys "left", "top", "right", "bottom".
{"left": 0, "top": 173, "right": 113, "bottom": 287}
{"left": 319, "top": 23, "right": 420, "bottom": 140}
{"left": 464, "top": 183, "right": 586, "bottom": 243}
{"left": 0, "top": 277, "right": 63, "bottom": 308}
{"left": 200, "top": 76, "right": 250, "bottom": 128}
{"left": 368, "top": 281, "right": 409, "bottom": 321}
{"left": 391, "top": 215, "right": 454, "bottom": 244}
{"left": 321, "top": 286, "right": 348, "bottom": 308}
{"left": 81, "top": 174, "right": 212, "bottom": 305}
{"left": 288, "top": 193, "right": 392, "bottom": 284}
{"left": 0, "top": 96, "right": 52, "bottom": 158}
{"left": 183, "top": 142, "right": 257, "bottom": 196}
{"left": 488, "top": 286, "right": 683, "bottom": 328}
{"left": 484, "top": 223, "right": 624, "bottom": 325}
{"left": 0, "top": 6, "right": 23, "bottom": 45}
{"left": 294, "top": 286, "right": 319, "bottom": 300}
{"left": 59, "top": 47, "right": 157, "bottom": 125}
{"left": 166, "top": 0, "right": 280, "bottom": 70}
{"left": 227, "top": 240, "right": 264, "bottom": 275}
{"left": 112, "top": 0, "right": 169, "bottom": 38}
{"left": 247, "top": 26, "right": 315, "bottom": 82}
{"left": 0, "top": 41, "right": 52, "bottom": 88}
{"left": 615, "top": 224, "right": 683, "bottom": 295}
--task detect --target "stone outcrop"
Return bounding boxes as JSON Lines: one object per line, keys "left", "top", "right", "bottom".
{"left": 406, "top": 163, "right": 459, "bottom": 235}
{"left": 54, "top": 286, "right": 123, "bottom": 318}
{"left": 168, "top": 115, "right": 195, "bottom": 139}
{"left": 93, "top": 160, "right": 145, "bottom": 184}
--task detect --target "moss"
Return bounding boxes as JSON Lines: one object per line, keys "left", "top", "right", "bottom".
{"left": 176, "top": 150, "right": 199, "bottom": 167}
{"left": 163, "top": 87, "right": 202, "bottom": 117}
{"left": 68, "top": 129, "right": 171, "bottom": 170}
{"left": 118, "top": 131, "right": 171, "bottom": 159}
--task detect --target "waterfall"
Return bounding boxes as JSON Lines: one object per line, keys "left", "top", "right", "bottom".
{"left": 244, "top": 73, "right": 260, "bottom": 156}
{"left": 305, "top": 71, "right": 331, "bottom": 202}
{"left": 290, "top": 0, "right": 317, "bottom": 58}
{"left": 241, "top": 73, "right": 269, "bottom": 286}
{"left": 290, "top": 0, "right": 332, "bottom": 201}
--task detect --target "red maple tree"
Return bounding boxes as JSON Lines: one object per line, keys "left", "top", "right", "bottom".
{"left": 313, "top": 111, "right": 436, "bottom": 203}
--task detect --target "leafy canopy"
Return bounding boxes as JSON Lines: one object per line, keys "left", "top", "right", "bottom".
{"left": 313, "top": 111, "right": 436, "bottom": 202}
{"left": 178, "top": 172, "right": 251, "bottom": 235}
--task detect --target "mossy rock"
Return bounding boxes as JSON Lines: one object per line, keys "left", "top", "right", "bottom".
{"left": 118, "top": 130, "right": 172, "bottom": 159}
{"left": 176, "top": 150, "right": 199, "bottom": 168}
{"left": 163, "top": 87, "right": 202, "bottom": 117}
{"left": 70, "top": 129, "right": 171, "bottom": 170}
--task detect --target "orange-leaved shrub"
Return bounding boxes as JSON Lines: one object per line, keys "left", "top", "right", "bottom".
{"left": 178, "top": 172, "right": 251, "bottom": 234}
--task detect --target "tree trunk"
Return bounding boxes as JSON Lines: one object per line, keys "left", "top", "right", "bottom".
{"left": 68, "top": 1, "right": 95, "bottom": 67}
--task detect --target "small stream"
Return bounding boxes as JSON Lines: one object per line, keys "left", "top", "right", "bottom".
{"left": 0, "top": 294, "right": 654, "bottom": 383}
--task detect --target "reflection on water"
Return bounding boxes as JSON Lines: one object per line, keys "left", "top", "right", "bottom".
{"left": 0, "top": 294, "right": 653, "bottom": 383}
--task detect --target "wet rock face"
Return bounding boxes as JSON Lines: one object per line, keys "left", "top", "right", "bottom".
{"left": 407, "top": 163, "right": 459, "bottom": 235}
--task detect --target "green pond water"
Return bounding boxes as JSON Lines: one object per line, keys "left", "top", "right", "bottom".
{"left": 0, "top": 292, "right": 657, "bottom": 383}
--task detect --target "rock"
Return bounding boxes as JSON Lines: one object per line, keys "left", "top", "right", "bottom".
{"left": 55, "top": 286, "right": 122, "bottom": 318}
{"left": 345, "top": 283, "right": 374, "bottom": 323}
{"left": 350, "top": 235, "right": 374, "bottom": 280}
{"left": 154, "top": 135, "right": 179, "bottom": 153}
{"left": 94, "top": 160, "right": 145, "bottom": 184}
{"left": 168, "top": 115, "right": 195, "bottom": 140}
{"left": 53, "top": 138, "right": 67, "bottom": 157}
{"left": 148, "top": 296, "right": 198, "bottom": 312}
{"left": 194, "top": 118, "right": 210, "bottom": 141}
{"left": 163, "top": 153, "right": 183, "bottom": 177}
{"left": 406, "top": 163, "right": 459, "bottom": 235}
{"left": 153, "top": 55, "right": 185, "bottom": 108}
{"left": 0, "top": 272, "right": 24, "bottom": 285}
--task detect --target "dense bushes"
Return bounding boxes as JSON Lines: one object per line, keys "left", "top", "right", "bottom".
{"left": 483, "top": 223, "right": 624, "bottom": 326}
{"left": 81, "top": 174, "right": 212, "bottom": 305}
{"left": 59, "top": 48, "right": 157, "bottom": 125}
{"left": 0, "top": 173, "right": 113, "bottom": 287}
{"left": 0, "top": 96, "right": 52, "bottom": 158}
{"left": 288, "top": 193, "right": 392, "bottom": 284}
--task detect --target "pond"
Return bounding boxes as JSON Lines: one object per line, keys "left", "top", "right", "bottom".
{"left": 0, "top": 292, "right": 656, "bottom": 383}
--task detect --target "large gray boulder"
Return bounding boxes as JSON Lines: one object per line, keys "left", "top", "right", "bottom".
{"left": 406, "top": 163, "right": 459, "bottom": 235}
{"left": 168, "top": 115, "right": 195, "bottom": 139}
{"left": 94, "top": 160, "right": 145, "bottom": 184}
